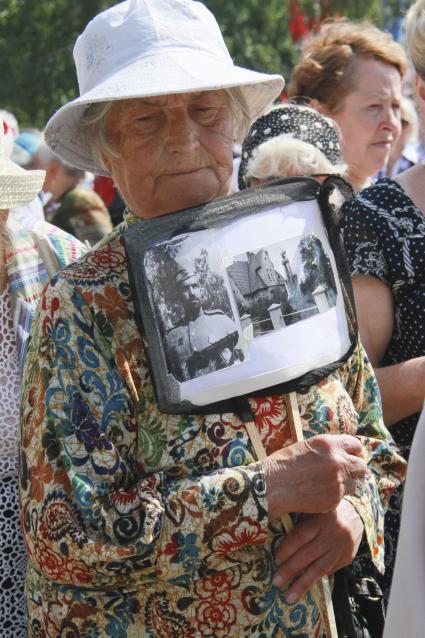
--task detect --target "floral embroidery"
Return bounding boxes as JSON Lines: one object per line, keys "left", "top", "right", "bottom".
{"left": 20, "top": 222, "right": 405, "bottom": 636}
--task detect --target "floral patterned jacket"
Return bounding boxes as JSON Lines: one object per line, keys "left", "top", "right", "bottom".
{"left": 20, "top": 215, "right": 405, "bottom": 638}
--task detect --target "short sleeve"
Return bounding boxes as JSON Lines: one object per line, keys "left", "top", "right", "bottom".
{"left": 341, "top": 189, "right": 390, "bottom": 285}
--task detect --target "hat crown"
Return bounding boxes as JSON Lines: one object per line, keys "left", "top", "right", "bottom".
{"left": 238, "top": 105, "right": 343, "bottom": 189}
{"left": 74, "top": 0, "right": 232, "bottom": 96}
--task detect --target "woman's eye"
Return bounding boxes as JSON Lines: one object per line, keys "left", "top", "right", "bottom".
{"left": 195, "top": 106, "right": 217, "bottom": 117}
{"left": 136, "top": 115, "right": 156, "bottom": 123}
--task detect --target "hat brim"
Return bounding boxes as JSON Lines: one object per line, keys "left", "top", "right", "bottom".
{"left": 45, "top": 48, "right": 284, "bottom": 176}
{"left": 0, "top": 158, "right": 45, "bottom": 209}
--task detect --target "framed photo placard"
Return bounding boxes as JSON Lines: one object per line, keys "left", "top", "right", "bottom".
{"left": 125, "top": 177, "right": 356, "bottom": 413}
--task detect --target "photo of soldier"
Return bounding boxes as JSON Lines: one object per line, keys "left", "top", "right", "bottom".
{"left": 165, "top": 267, "right": 245, "bottom": 382}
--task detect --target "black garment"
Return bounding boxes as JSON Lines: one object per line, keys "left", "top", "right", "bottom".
{"left": 0, "top": 475, "right": 27, "bottom": 637}
{"left": 341, "top": 177, "right": 425, "bottom": 604}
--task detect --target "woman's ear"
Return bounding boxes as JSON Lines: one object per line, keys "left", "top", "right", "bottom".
{"left": 309, "top": 98, "right": 328, "bottom": 116}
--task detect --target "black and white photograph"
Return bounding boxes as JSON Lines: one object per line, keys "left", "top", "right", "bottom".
{"left": 133, "top": 199, "right": 352, "bottom": 408}
{"left": 144, "top": 233, "right": 247, "bottom": 383}
{"left": 227, "top": 233, "right": 338, "bottom": 338}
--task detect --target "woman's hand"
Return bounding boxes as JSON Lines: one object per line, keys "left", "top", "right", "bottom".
{"left": 262, "top": 434, "right": 367, "bottom": 520}
{"left": 272, "top": 499, "right": 364, "bottom": 602}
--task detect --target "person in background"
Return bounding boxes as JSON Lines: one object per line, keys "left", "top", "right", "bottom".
{"left": 287, "top": 20, "right": 407, "bottom": 192}
{"left": 238, "top": 103, "right": 346, "bottom": 189}
{"left": 0, "top": 122, "right": 86, "bottom": 637}
{"left": 379, "top": 96, "right": 420, "bottom": 178}
{"left": 9, "top": 129, "right": 46, "bottom": 227}
{"left": 94, "top": 174, "right": 126, "bottom": 226}
{"left": 11, "top": 129, "right": 43, "bottom": 169}
{"left": 340, "top": 0, "right": 425, "bottom": 606}
{"left": 37, "top": 143, "right": 113, "bottom": 245}
{"left": 19, "top": 1, "right": 404, "bottom": 636}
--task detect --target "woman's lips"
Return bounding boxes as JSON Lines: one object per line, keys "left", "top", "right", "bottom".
{"left": 163, "top": 167, "right": 206, "bottom": 176}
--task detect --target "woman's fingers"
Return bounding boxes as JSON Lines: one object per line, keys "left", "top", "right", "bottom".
{"left": 279, "top": 549, "right": 336, "bottom": 603}
{"left": 275, "top": 517, "right": 320, "bottom": 567}
{"left": 273, "top": 501, "right": 364, "bottom": 601}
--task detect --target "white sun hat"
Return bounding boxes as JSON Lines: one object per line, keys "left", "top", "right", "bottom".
{"left": 0, "top": 121, "right": 45, "bottom": 210}
{"left": 44, "top": 0, "right": 284, "bottom": 176}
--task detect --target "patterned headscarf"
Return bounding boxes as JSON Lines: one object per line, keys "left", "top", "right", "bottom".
{"left": 238, "top": 104, "right": 343, "bottom": 190}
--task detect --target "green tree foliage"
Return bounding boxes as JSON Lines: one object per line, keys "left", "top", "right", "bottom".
{"left": 205, "top": 0, "right": 388, "bottom": 79}
{"left": 205, "top": 0, "right": 297, "bottom": 78}
{"left": 0, "top": 0, "right": 116, "bottom": 128}
{"left": 0, "top": 0, "right": 405, "bottom": 130}
{"left": 299, "top": 0, "right": 382, "bottom": 22}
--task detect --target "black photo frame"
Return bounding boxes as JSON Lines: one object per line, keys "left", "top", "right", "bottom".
{"left": 124, "top": 176, "right": 357, "bottom": 414}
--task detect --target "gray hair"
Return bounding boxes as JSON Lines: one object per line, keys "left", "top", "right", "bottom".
{"left": 80, "top": 88, "right": 251, "bottom": 172}
{"left": 400, "top": 96, "right": 419, "bottom": 144}
{"left": 245, "top": 137, "right": 347, "bottom": 185}
{"left": 36, "top": 142, "right": 85, "bottom": 179}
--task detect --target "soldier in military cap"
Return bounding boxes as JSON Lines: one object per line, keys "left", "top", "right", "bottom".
{"left": 165, "top": 266, "right": 243, "bottom": 382}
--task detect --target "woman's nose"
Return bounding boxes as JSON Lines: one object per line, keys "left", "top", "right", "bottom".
{"left": 167, "top": 112, "right": 200, "bottom": 152}
{"left": 381, "top": 106, "right": 401, "bottom": 136}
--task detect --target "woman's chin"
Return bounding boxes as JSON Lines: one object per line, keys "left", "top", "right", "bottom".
{"left": 162, "top": 173, "right": 229, "bottom": 213}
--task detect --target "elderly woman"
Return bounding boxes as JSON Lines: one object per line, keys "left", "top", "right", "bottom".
{"left": 237, "top": 104, "right": 346, "bottom": 189}
{"left": 287, "top": 20, "right": 407, "bottom": 192}
{"left": 0, "top": 123, "right": 85, "bottom": 636}
{"left": 340, "top": 0, "right": 425, "bottom": 605}
{"left": 20, "top": 2, "right": 404, "bottom": 637}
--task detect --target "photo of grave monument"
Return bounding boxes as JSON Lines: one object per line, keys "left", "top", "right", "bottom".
{"left": 227, "top": 233, "right": 337, "bottom": 338}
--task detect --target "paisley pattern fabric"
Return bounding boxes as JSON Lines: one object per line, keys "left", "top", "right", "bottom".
{"left": 20, "top": 214, "right": 406, "bottom": 637}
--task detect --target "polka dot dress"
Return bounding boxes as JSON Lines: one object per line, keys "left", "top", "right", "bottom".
{"left": 341, "top": 177, "right": 425, "bottom": 602}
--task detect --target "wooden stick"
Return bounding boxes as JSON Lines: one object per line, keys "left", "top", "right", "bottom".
{"left": 286, "top": 392, "right": 338, "bottom": 638}
{"left": 243, "top": 395, "right": 338, "bottom": 638}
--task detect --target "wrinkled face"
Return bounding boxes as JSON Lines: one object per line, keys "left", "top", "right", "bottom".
{"left": 330, "top": 58, "right": 402, "bottom": 181}
{"left": 103, "top": 91, "right": 234, "bottom": 219}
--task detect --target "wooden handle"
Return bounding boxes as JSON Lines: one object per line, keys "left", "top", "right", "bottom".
{"left": 243, "top": 395, "right": 338, "bottom": 638}
{"left": 244, "top": 418, "right": 294, "bottom": 534}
